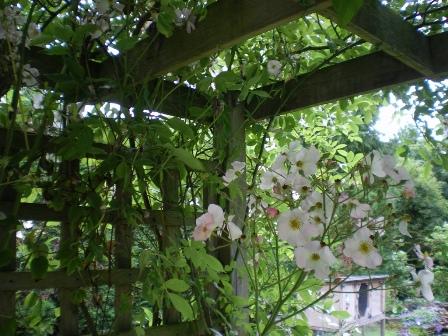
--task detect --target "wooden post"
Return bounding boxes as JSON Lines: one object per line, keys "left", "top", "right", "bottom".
{"left": 114, "top": 177, "right": 133, "bottom": 333}
{"left": 380, "top": 319, "right": 386, "bottom": 336}
{"left": 0, "top": 186, "right": 18, "bottom": 335}
{"left": 228, "top": 102, "right": 248, "bottom": 332}
{"left": 59, "top": 168, "right": 80, "bottom": 335}
{"left": 214, "top": 95, "right": 248, "bottom": 332}
{"left": 161, "top": 169, "right": 181, "bottom": 324}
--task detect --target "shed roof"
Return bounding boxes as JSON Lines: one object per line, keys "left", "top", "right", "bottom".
{"left": 340, "top": 275, "right": 389, "bottom": 283}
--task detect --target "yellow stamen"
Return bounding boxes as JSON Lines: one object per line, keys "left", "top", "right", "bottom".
{"left": 359, "top": 241, "right": 371, "bottom": 254}
{"left": 310, "top": 253, "right": 321, "bottom": 261}
{"left": 289, "top": 218, "right": 301, "bottom": 230}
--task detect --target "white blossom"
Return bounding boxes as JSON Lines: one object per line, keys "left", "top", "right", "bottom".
{"left": 192, "top": 204, "right": 224, "bottom": 241}
{"left": 410, "top": 268, "right": 434, "bottom": 301}
{"left": 286, "top": 173, "right": 311, "bottom": 194}
{"left": 288, "top": 145, "right": 321, "bottom": 176}
{"left": 343, "top": 227, "right": 382, "bottom": 269}
{"left": 22, "top": 64, "right": 39, "bottom": 87}
{"left": 267, "top": 60, "right": 282, "bottom": 76}
{"left": 349, "top": 199, "right": 371, "bottom": 219}
{"left": 294, "top": 241, "right": 337, "bottom": 279}
{"left": 222, "top": 161, "right": 245, "bottom": 185}
{"left": 398, "top": 219, "right": 412, "bottom": 237}
{"left": 277, "top": 208, "right": 319, "bottom": 246}
{"left": 226, "top": 215, "right": 243, "bottom": 241}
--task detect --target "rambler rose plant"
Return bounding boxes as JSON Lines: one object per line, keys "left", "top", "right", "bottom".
{"left": 191, "top": 141, "right": 434, "bottom": 334}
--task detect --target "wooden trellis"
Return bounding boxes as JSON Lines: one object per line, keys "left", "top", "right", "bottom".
{"left": 0, "top": 0, "right": 448, "bottom": 335}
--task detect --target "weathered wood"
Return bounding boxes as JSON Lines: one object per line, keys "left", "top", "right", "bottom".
{"left": 321, "top": 0, "right": 434, "bottom": 75}
{"left": 59, "top": 158, "right": 80, "bottom": 335}
{"left": 248, "top": 31, "right": 448, "bottom": 120}
{"left": 212, "top": 96, "right": 248, "bottom": 332}
{"left": 0, "top": 127, "right": 113, "bottom": 159}
{"left": 100, "top": 0, "right": 331, "bottom": 83}
{"left": 161, "top": 169, "right": 181, "bottom": 324}
{"left": 22, "top": 47, "right": 207, "bottom": 120}
{"left": 0, "top": 202, "right": 193, "bottom": 227}
{"left": 0, "top": 187, "right": 17, "bottom": 334}
{"left": 117, "top": 320, "right": 207, "bottom": 336}
{"left": 0, "top": 128, "right": 212, "bottom": 170}
{"left": 228, "top": 102, "right": 249, "bottom": 334}
{"left": 0, "top": 269, "right": 142, "bottom": 291}
{"left": 114, "top": 180, "right": 134, "bottom": 333}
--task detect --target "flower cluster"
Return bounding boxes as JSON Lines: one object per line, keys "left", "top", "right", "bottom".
{"left": 0, "top": 5, "right": 40, "bottom": 87}
{"left": 257, "top": 143, "right": 414, "bottom": 280}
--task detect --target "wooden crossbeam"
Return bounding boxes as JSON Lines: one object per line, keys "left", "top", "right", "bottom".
{"left": 0, "top": 202, "right": 193, "bottom": 227}
{"left": 23, "top": 47, "right": 207, "bottom": 119}
{"left": 321, "top": 0, "right": 434, "bottom": 75}
{"left": 100, "top": 0, "right": 332, "bottom": 83}
{"left": 248, "top": 31, "right": 448, "bottom": 120}
{"left": 0, "top": 128, "right": 212, "bottom": 171}
{"left": 0, "top": 269, "right": 141, "bottom": 291}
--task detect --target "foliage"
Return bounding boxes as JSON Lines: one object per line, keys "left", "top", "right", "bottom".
{"left": 0, "top": 0, "right": 447, "bottom": 335}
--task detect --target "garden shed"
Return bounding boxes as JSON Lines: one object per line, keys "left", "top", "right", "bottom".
{"left": 0, "top": 0, "right": 447, "bottom": 335}
{"left": 307, "top": 275, "right": 388, "bottom": 334}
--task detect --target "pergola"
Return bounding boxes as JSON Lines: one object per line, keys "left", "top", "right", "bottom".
{"left": 0, "top": 0, "right": 447, "bottom": 335}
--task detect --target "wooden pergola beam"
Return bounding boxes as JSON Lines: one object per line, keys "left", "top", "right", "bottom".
{"left": 248, "top": 31, "right": 448, "bottom": 120}
{"left": 100, "top": 0, "right": 332, "bottom": 83}
{"left": 0, "top": 202, "right": 193, "bottom": 227}
{"left": 0, "top": 269, "right": 141, "bottom": 291}
{"left": 321, "top": 0, "right": 434, "bottom": 75}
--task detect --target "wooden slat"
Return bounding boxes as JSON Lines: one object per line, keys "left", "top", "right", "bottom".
{"left": 161, "top": 170, "right": 181, "bottom": 324}
{"left": 0, "top": 269, "right": 141, "bottom": 291}
{"left": 100, "top": 0, "right": 332, "bottom": 83}
{"left": 248, "top": 31, "right": 448, "bottom": 120}
{"left": 117, "top": 320, "right": 208, "bottom": 336}
{"left": 24, "top": 47, "right": 208, "bottom": 119}
{"left": 321, "top": 0, "right": 434, "bottom": 75}
{"left": 114, "top": 180, "right": 133, "bottom": 333}
{"left": 0, "top": 202, "right": 194, "bottom": 227}
{"left": 59, "top": 157, "right": 80, "bottom": 335}
{"left": 0, "top": 187, "right": 18, "bottom": 332}
{"left": 0, "top": 127, "right": 212, "bottom": 171}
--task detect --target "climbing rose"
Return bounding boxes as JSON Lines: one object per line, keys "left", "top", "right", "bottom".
{"left": 222, "top": 161, "right": 245, "bottom": 185}
{"left": 267, "top": 60, "right": 282, "bottom": 76}
{"left": 398, "top": 219, "right": 412, "bottom": 237}
{"left": 349, "top": 199, "right": 371, "bottom": 219}
{"left": 410, "top": 268, "right": 434, "bottom": 301}
{"left": 343, "top": 227, "right": 382, "bottom": 269}
{"left": 226, "top": 215, "right": 243, "bottom": 241}
{"left": 277, "top": 208, "right": 319, "bottom": 246}
{"left": 192, "top": 204, "right": 224, "bottom": 241}
{"left": 294, "top": 241, "right": 337, "bottom": 279}
{"left": 287, "top": 146, "right": 321, "bottom": 176}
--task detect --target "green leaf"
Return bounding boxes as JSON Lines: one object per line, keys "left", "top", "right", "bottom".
{"left": 30, "top": 256, "right": 49, "bottom": 279}
{"left": 157, "top": 12, "right": 175, "bottom": 37}
{"left": 332, "top": 0, "right": 364, "bottom": 26}
{"left": 167, "top": 293, "right": 194, "bottom": 320}
{"left": 166, "top": 117, "right": 194, "bottom": 139}
{"left": 331, "top": 310, "right": 351, "bottom": 319}
{"left": 203, "top": 254, "right": 224, "bottom": 273}
{"left": 24, "top": 291, "right": 39, "bottom": 308}
{"left": 172, "top": 148, "right": 204, "bottom": 171}
{"left": 214, "top": 71, "right": 240, "bottom": 92}
{"left": 165, "top": 278, "right": 190, "bottom": 292}
{"left": 116, "top": 35, "right": 139, "bottom": 52}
